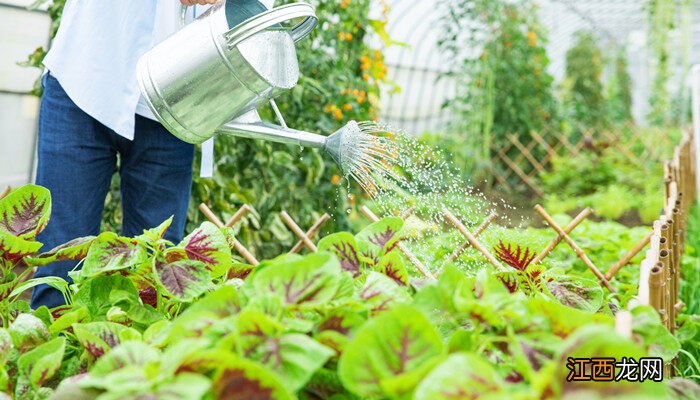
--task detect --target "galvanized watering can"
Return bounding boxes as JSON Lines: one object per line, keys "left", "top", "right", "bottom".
{"left": 136, "top": 0, "right": 356, "bottom": 166}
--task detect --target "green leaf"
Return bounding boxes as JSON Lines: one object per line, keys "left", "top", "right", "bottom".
{"left": 81, "top": 232, "right": 148, "bottom": 277}
{"left": 25, "top": 236, "right": 95, "bottom": 267}
{"left": 0, "top": 329, "right": 11, "bottom": 368}
{"left": 631, "top": 305, "right": 680, "bottom": 362}
{"left": 153, "top": 373, "right": 211, "bottom": 400}
{"left": 359, "top": 272, "right": 411, "bottom": 314}
{"left": 50, "top": 307, "right": 89, "bottom": 334}
{"left": 368, "top": 19, "right": 410, "bottom": 48}
{"left": 89, "top": 341, "right": 160, "bottom": 377}
{"left": 8, "top": 313, "right": 50, "bottom": 352}
{"left": 9, "top": 277, "right": 68, "bottom": 300}
{"left": 318, "top": 232, "right": 361, "bottom": 277}
{"left": 136, "top": 217, "right": 173, "bottom": 243}
{"left": 212, "top": 355, "right": 294, "bottom": 400}
{"left": 414, "top": 353, "right": 504, "bottom": 400}
{"left": 18, "top": 337, "right": 65, "bottom": 387}
{"left": 249, "top": 253, "right": 343, "bottom": 309}
{"left": 73, "top": 322, "right": 141, "bottom": 358}
{"left": 178, "top": 221, "right": 232, "bottom": 278}
{"left": 339, "top": 304, "right": 444, "bottom": 398}
{"left": 154, "top": 258, "right": 210, "bottom": 302}
{"left": 73, "top": 275, "right": 140, "bottom": 319}
{"left": 0, "top": 185, "right": 51, "bottom": 240}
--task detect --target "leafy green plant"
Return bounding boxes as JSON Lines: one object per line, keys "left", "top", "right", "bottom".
{"left": 562, "top": 31, "right": 606, "bottom": 129}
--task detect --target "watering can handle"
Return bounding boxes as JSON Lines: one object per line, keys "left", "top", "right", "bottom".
{"left": 223, "top": 3, "right": 317, "bottom": 48}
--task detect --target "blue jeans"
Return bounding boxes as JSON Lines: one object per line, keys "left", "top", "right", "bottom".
{"left": 31, "top": 73, "right": 195, "bottom": 309}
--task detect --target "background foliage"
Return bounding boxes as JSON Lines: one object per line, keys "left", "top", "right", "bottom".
{"left": 562, "top": 31, "right": 606, "bottom": 129}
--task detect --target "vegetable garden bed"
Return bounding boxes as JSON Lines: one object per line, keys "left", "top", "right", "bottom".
{"left": 0, "top": 136, "right": 697, "bottom": 399}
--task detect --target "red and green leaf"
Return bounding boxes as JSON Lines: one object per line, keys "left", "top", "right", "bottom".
{"left": 545, "top": 275, "right": 604, "bottom": 312}
{"left": 493, "top": 240, "right": 535, "bottom": 271}
{"left": 338, "top": 304, "right": 444, "bottom": 398}
{"left": 376, "top": 250, "right": 408, "bottom": 285}
{"left": 318, "top": 232, "right": 361, "bottom": 277}
{"left": 154, "top": 258, "right": 211, "bottom": 302}
{"left": 212, "top": 356, "right": 294, "bottom": 400}
{"left": 359, "top": 272, "right": 411, "bottom": 314}
{"left": 249, "top": 253, "right": 343, "bottom": 308}
{"left": 81, "top": 232, "right": 148, "bottom": 277}
{"left": 178, "top": 221, "right": 232, "bottom": 278}
{"left": 356, "top": 217, "right": 404, "bottom": 254}
{"left": 414, "top": 353, "right": 505, "bottom": 400}
{"left": 0, "top": 230, "right": 43, "bottom": 264}
{"left": 137, "top": 217, "right": 173, "bottom": 243}
{"left": 17, "top": 337, "right": 65, "bottom": 387}
{"left": 0, "top": 185, "right": 51, "bottom": 240}
{"left": 73, "top": 322, "right": 141, "bottom": 358}
{"left": 26, "top": 236, "right": 95, "bottom": 267}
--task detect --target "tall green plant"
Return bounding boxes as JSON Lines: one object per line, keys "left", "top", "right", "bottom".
{"left": 607, "top": 52, "right": 633, "bottom": 124}
{"left": 647, "top": 0, "right": 675, "bottom": 126}
{"left": 439, "top": 0, "right": 557, "bottom": 176}
{"left": 563, "top": 31, "right": 606, "bottom": 128}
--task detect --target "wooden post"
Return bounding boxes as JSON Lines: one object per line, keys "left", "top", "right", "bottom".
{"left": 289, "top": 214, "right": 330, "bottom": 254}
{"left": 534, "top": 205, "right": 616, "bottom": 293}
{"left": 359, "top": 206, "right": 436, "bottom": 280}
{"left": 0, "top": 186, "right": 10, "bottom": 201}
{"left": 225, "top": 204, "right": 251, "bottom": 228}
{"left": 532, "top": 207, "right": 592, "bottom": 264}
{"left": 446, "top": 212, "right": 497, "bottom": 263}
{"left": 649, "top": 262, "right": 666, "bottom": 323}
{"left": 280, "top": 211, "right": 318, "bottom": 253}
{"left": 443, "top": 208, "right": 507, "bottom": 272}
{"left": 199, "top": 203, "right": 259, "bottom": 266}
{"left": 604, "top": 231, "right": 653, "bottom": 281}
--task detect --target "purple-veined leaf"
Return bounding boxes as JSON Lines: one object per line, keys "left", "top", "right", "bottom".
{"left": 235, "top": 310, "right": 333, "bottom": 390}
{"left": 376, "top": 250, "right": 408, "bottom": 285}
{"left": 0, "top": 230, "right": 43, "bottom": 264}
{"left": 338, "top": 304, "right": 443, "bottom": 398}
{"left": 178, "top": 222, "right": 232, "bottom": 278}
{"left": 318, "top": 232, "right": 361, "bottom": 277}
{"left": 154, "top": 258, "right": 210, "bottom": 302}
{"left": 229, "top": 262, "right": 254, "bottom": 280}
{"left": 17, "top": 337, "right": 65, "bottom": 387}
{"left": 356, "top": 217, "right": 403, "bottom": 254}
{"left": 495, "top": 271, "right": 521, "bottom": 293}
{"left": 89, "top": 341, "right": 160, "bottom": 377}
{"left": 359, "top": 272, "right": 411, "bottom": 314}
{"left": 73, "top": 322, "right": 141, "bottom": 358}
{"left": 26, "top": 236, "right": 95, "bottom": 267}
{"left": 545, "top": 275, "right": 604, "bottom": 312}
{"left": 213, "top": 355, "right": 294, "bottom": 400}
{"left": 249, "top": 253, "right": 343, "bottom": 308}
{"left": 81, "top": 232, "right": 148, "bottom": 277}
{"left": 0, "top": 185, "right": 51, "bottom": 240}
{"left": 414, "top": 353, "right": 504, "bottom": 400}
{"left": 317, "top": 308, "right": 367, "bottom": 336}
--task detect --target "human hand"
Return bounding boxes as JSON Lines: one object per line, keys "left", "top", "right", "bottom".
{"left": 180, "top": 0, "right": 217, "bottom": 5}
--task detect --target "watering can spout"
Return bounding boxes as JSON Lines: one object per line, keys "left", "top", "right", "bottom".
{"left": 215, "top": 114, "right": 358, "bottom": 169}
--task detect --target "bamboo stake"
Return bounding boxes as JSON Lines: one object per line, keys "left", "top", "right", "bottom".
{"left": 199, "top": 203, "right": 259, "bottom": 266}
{"left": 615, "top": 311, "right": 633, "bottom": 338}
{"left": 534, "top": 205, "right": 616, "bottom": 293}
{"left": 399, "top": 206, "right": 415, "bottom": 219}
{"left": 649, "top": 262, "right": 666, "bottom": 323}
{"left": 360, "top": 206, "right": 436, "bottom": 280}
{"left": 289, "top": 214, "right": 330, "bottom": 254}
{"left": 658, "top": 248, "right": 672, "bottom": 329}
{"left": 532, "top": 207, "right": 592, "bottom": 264}
{"left": 446, "top": 212, "right": 497, "bottom": 263}
{"left": 604, "top": 231, "right": 653, "bottom": 281}
{"left": 443, "top": 209, "right": 507, "bottom": 272}
{"left": 0, "top": 186, "right": 10, "bottom": 201}
{"left": 225, "top": 204, "right": 250, "bottom": 228}
{"left": 280, "top": 211, "right": 318, "bottom": 253}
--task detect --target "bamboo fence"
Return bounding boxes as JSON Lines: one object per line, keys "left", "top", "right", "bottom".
{"left": 491, "top": 124, "right": 675, "bottom": 195}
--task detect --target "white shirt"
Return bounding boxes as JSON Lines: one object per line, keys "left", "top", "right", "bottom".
{"left": 44, "top": 1, "right": 199, "bottom": 140}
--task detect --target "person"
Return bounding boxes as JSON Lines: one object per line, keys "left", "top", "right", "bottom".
{"left": 31, "top": 0, "right": 218, "bottom": 309}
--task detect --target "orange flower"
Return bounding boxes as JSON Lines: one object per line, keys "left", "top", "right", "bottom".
{"left": 345, "top": 33, "right": 353, "bottom": 41}
{"left": 331, "top": 174, "right": 341, "bottom": 185}
{"left": 527, "top": 31, "right": 537, "bottom": 47}
{"left": 352, "top": 89, "right": 360, "bottom": 96}
{"left": 340, "top": 0, "right": 350, "bottom": 9}
{"left": 343, "top": 103, "right": 352, "bottom": 111}
{"left": 362, "top": 74, "right": 370, "bottom": 81}
{"left": 332, "top": 108, "right": 343, "bottom": 120}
